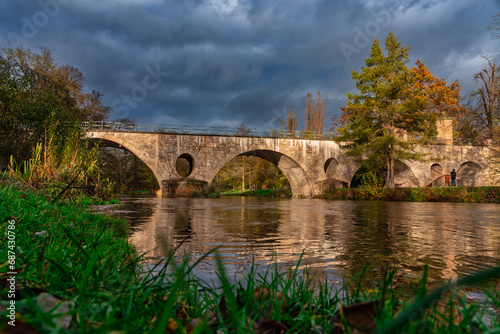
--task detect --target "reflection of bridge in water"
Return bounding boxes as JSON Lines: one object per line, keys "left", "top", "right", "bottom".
{"left": 125, "top": 197, "right": 500, "bottom": 284}
{"left": 83, "top": 121, "right": 496, "bottom": 197}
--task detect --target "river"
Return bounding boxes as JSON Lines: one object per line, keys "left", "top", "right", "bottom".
{"left": 116, "top": 195, "right": 500, "bottom": 286}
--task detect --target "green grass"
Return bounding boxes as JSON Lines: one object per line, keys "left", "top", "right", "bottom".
{"left": 319, "top": 186, "right": 500, "bottom": 203}
{"left": 0, "top": 184, "right": 499, "bottom": 333}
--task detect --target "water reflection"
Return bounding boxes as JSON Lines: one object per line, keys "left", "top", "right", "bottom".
{"left": 121, "top": 196, "right": 500, "bottom": 284}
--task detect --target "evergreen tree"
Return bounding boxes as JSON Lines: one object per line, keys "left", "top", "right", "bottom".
{"left": 335, "top": 31, "right": 462, "bottom": 188}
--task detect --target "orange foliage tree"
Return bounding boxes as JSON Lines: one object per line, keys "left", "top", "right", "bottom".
{"left": 333, "top": 32, "right": 463, "bottom": 188}
{"left": 405, "top": 59, "right": 463, "bottom": 117}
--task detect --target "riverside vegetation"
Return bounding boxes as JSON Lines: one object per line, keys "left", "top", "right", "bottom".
{"left": 316, "top": 171, "right": 500, "bottom": 203}
{"left": 318, "top": 186, "right": 500, "bottom": 203}
{"left": 1, "top": 184, "right": 500, "bottom": 333}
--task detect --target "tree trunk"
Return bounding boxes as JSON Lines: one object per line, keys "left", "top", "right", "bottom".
{"left": 242, "top": 156, "right": 246, "bottom": 191}
{"left": 134, "top": 155, "right": 138, "bottom": 191}
{"left": 385, "top": 155, "right": 395, "bottom": 188}
{"left": 390, "top": 156, "right": 395, "bottom": 188}
{"left": 386, "top": 157, "right": 391, "bottom": 188}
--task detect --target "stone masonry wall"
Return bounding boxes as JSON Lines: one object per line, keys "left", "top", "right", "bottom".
{"left": 86, "top": 131, "right": 494, "bottom": 197}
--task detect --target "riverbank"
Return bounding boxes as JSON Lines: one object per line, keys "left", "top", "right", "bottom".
{"left": 1, "top": 184, "right": 499, "bottom": 333}
{"left": 220, "top": 188, "right": 292, "bottom": 198}
{"left": 318, "top": 186, "right": 500, "bottom": 203}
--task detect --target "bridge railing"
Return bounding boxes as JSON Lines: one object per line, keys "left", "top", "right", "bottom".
{"left": 404, "top": 136, "right": 500, "bottom": 146}
{"left": 81, "top": 121, "right": 335, "bottom": 140}
{"left": 453, "top": 138, "right": 500, "bottom": 146}
{"left": 81, "top": 121, "right": 500, "bottom": 145}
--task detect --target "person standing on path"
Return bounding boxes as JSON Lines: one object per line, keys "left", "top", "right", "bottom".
{"left": 450, "top": 169, "right": 457, "bottom": 187}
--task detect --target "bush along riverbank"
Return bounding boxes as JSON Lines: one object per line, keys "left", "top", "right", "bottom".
{"left": 1, "top": 184, "right": 500, "bottom": 333}
{"left": 318, "top": 186, "right": 500, "bottom": 203}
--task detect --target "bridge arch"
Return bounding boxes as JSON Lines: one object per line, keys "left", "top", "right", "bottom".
{"left": 210, "top": 149, "right": 314, "bottom": 198}
{"left": 430, "top": 163, "right": 444, "bottom": 187}
{"left": 322, "top": 157, "right": 354, "bottom": 188}
{"left": 349, "top": 160, "right": 419, "bottom": 188}
{"left": 457, "top": 161, "right": 485, "bottom": 187}
{"left": 86, "top": 137, "right": 162, "bottom": 191}
{"left": 394, "top": 160, "right": 419, "bottom": 187}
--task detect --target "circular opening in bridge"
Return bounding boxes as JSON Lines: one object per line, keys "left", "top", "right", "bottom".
{"left": 176, "top": 154, "right": 194, "bottom": 177}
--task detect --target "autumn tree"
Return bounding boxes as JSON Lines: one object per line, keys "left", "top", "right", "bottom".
{"left": 462, "top": 57, "right": 500, "bottom": 140}
{"left": 286, "top": 106, "right": 298, "bottom": 136}
{"left": 407, "top": 59, "right": 463, "bottom": 118}
{"left": 0, "top": 47, "right": 110, "bottom": 168}
{"left": 335, "top": 31, "right": 463, "bottom": 188}
{"left": 305, "top": 92, "right": 325, "bottom": 135}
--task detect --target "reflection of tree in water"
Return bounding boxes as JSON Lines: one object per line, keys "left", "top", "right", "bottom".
{"left": 214, "top": 198, "right": 284, "bottom": 244}
{"left": 173, "top": 199, "right": 195, "bottom": 241}
{"left": 153, "top": 199, "right": 197, "bottom": 256}
{"left": 324, "top": 202, "right": 415, "bottom": 283}
{"left": 114, "top": 195, "right": 157, "bottom": 230}
{"left": 126, "top": 196, "right": 500, "bottom": 287}
{"left": 323, "top": 201, "right": 500, "bottom": 285}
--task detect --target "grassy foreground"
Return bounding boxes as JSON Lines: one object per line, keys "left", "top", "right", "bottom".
{"left": 1, "top": 185, "right": 499, "bottom": 333}
{"left": 318, "top": 186, "right": 500, "bottom": 203}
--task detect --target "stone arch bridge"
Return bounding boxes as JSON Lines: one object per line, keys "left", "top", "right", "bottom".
{"left": 85, "top": 127, "right": 494, "bottom": 197}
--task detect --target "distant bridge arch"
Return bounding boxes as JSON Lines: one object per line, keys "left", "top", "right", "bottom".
{"left": 457, "top": 161, "right": 486, "bottom": 187}
{"left": 210, "top": 149, "right": 315, "bottom": 197}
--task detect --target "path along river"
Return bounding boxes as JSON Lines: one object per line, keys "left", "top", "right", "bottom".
{"left": 116, "top": 195, "right": 500, "bottom": 286}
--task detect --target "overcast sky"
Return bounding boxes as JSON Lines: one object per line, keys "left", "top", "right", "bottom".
{"left": 1, "top": 0, "right": 499, "bottom": 130}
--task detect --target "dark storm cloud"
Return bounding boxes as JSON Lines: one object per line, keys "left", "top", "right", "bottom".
{"left": 0, "top": 0, "right": 498, "bottom": 129}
